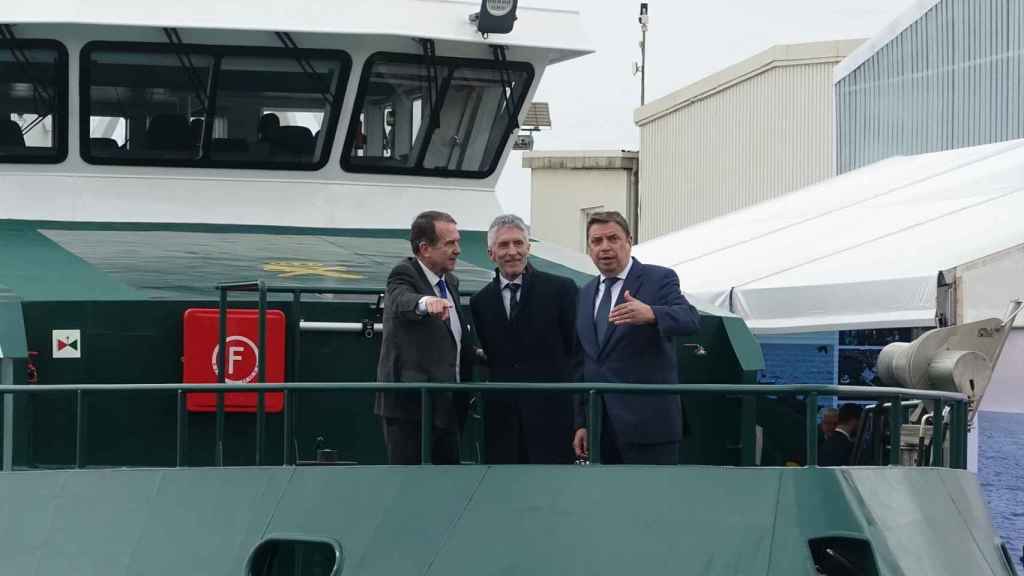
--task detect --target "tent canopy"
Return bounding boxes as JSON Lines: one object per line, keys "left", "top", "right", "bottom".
{"left": 634, "top": 139, "right": 1024, "bottom": 334}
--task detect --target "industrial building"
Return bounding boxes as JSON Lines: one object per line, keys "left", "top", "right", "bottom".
{"left": 835, "top": 0, "right": 1024, "bottom": 173}
{"left": 633, "top": 40, "right": 861, "bottom": 239}
{"left": 524, "top": 150, "right": 638, "bottom": 253}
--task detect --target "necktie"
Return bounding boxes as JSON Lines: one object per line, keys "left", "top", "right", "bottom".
{"left": 507, "top": 283, "right": 521, "bottom": 318}
{"left": 437, "top": 278, "right": 449, "bottom": 300}
{"left": 595, "top": 277, "right": 620, "bottom": 344}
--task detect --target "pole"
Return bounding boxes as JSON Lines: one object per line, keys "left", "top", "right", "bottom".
{"left": 640, "top": 26, "right": 647, "bottom": 105}
{"left": 639, "top": 3, "right": 648, "bottom": 106}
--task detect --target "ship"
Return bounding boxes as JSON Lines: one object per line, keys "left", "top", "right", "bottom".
{"left": 0, "top": 1, "right": 1018, "bottom": 574}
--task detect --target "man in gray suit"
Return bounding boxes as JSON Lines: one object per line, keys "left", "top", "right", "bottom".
{"left": 376, "top": 210, "right": 474, "bottom": 464}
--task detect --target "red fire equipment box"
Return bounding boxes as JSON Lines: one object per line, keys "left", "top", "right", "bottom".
{"left": 183, "top": 308, "right": 285, "bottom": 413}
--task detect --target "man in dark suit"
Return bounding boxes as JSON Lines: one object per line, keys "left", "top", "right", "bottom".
{"left": 818, "top": 403, "right": 863, "bottom": 466}
{"left": 572, "top": 211, "right": 701, "bottom": 465}
{"left": 470, "top": 214, "right": 578, "bottom": 464}
{"left": 376, "top": 210, "right": 474, "bottom": 464}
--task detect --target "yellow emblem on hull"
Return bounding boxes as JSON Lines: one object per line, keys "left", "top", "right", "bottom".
{"left": 263, "top": 261, "right": 364, "bottom": 279}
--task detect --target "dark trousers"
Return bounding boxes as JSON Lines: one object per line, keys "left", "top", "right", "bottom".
{"left": 484, "top": 394, "right": 575, "bottom": 465}
{"left": 600, "top": 409, "right": 680, "bottom": 465}
{"left": 382, "top": 417, "right": 460, "bottom": 465}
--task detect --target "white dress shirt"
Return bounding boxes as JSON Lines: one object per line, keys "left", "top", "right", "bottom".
{"left": 415, "top": 259, "right": 462, "bottom": 379}
{"left": 593, "top": 257, "right": 634, "bottom": 318}
{"left": 499, "top": 274, "right": 523, "bottom": 319}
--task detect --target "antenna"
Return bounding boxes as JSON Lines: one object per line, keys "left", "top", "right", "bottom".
{"left": 633, "top": 3, "right": 649, "bottom": 106}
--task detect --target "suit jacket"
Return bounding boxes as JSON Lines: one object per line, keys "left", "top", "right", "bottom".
{"left": 575, "top": 258, "right": 700, "bottom": 444}
{"left": 818, "top": 430, "right": 855, "bottom": 466}
{"left": 470, "top": 265, "right": 578, "bottom": 463}
{"left": 375, "top": 257, "right": 474, "bottom": 429}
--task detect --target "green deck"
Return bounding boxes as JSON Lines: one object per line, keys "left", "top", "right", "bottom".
{"left": 0, "top": 465, "right": 1011, "bottom": 575}
{"left": 0, "top": 219, "right": 588, "bottom": 301}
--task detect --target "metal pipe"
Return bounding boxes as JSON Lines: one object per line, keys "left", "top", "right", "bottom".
{"left": 2, "top": 358, "right": 12, "bottom": 471}
{"left": 290, "top": 293, "right": 302, "bottom": 382}
{"left": 889, "top": 396, "right": 902, "bottom": 466}
{"left": 216, "top": 391, "right": 225, "bottom": 467}
{"left": 75, "top": 389, "right": 86, "bottom": 469}
{"left": 587, "top": 390, "right": 602, "bottom": 464}
{"left": 420, "top": 389, "right": 433, "bottom": 465}
{"left": 256, "top": 390, "right": 265, "bottom": 465}
{"left": 931, "top": 400, "right": 945, "bottom": 467}
{"left": 257, "top": 281, "right": 267, "bottom": 385}
{"left": 805, "top": 393, "right": 818, "bottom": 466}
{"left": 176, "top": 390, "right": 187, "bottom": 467}
{"left": 217, "top": 288, "right": 227, "bottom": 385}
{"left": 477, "top": 392, "right": 486, "bottom": 465}
{"left": 300, "top": 321, "right": 383, "bottom": 333}
{"left": 282, "top": 389, "right": 291, "bottom": 465}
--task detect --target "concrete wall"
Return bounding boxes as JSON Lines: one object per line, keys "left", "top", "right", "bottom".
{"left": 526, "top": 151, "right": 637, "bottom": 253}
{"left": 635, "top": 41, "right": 861, "bottom": 240}
{"left": 835, "top": 0, "right": 1024, "bottom": 173}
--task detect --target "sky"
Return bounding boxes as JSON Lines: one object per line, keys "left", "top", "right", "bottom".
{"left": 496, "top": 0, "right": 922, "bottom": 219}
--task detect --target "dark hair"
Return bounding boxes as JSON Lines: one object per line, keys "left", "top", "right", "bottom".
{"left": 837, "top": 403, "right": 864, "bottom": 425}
{"left": 410, "top": 211, "right": 457, "bottom": 255}
{"left": 585, "top": 211, "right": 631, "bottom": 240}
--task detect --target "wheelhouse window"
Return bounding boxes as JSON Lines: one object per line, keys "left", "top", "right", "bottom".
{"left": 342, "top": 52, "right": 533, "bottom": 178}
{"left": 81, "top": 42, "right": 350, "bottom": 170}
{"left": 0, "top": 39, "right": 67, "bottom": 163}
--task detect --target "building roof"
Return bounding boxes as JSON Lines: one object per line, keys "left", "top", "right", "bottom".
{"left": 4, "top": 0, "right": 593, "bottom": 63}
{"left": 634, "top": 40, "right": 864, "bottom": 126}
{"left": 522, "top": 150, "right": 638, "bottom": 170}
{"left": 633, "top": 139, "right": 1024, "bottom": 334}
{"left": 834, "top": 0, "right": 941, "bottom": 82}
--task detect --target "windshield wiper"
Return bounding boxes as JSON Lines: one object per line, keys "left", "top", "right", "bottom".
{"left": 275, "top": 32, "right": 335, "bottom": 107}
{"left": 0, "top": 24, "right": 56, "bottom": 132}
{"left": 491, "top": 45, "right": 520, "bottom": 132}
{"left": 162, "top": 27, "right": 209, "bottom": 116}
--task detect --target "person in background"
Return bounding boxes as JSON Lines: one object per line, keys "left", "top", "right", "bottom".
{"left": 470, "top": 214, "right": 578, "bottom": 464}
{"left": 375, "top": 211, "right": 474, "bottom": 464}
{"left": 572, "top": 211, "right": 701, "bottom": 465}
{"left": 818, "top": 403, "right": 864, "bottom": 466}
{"left": 818, "top": 407, "right": 838, "bottom": 444}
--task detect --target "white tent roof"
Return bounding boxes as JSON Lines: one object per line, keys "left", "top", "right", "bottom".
{"left": 634, "top": 139, "right": 1024, "bottom": 334}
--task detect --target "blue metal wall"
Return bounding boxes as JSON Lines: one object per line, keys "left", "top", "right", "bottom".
{"left": 836, "top": 0, "right": 1024, "bottom": 172}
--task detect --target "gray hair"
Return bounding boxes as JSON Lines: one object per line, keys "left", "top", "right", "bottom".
{"left": 486, "top": 214, "right": 530, "bottom": 248}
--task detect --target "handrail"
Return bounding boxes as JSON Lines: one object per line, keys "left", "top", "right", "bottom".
{"left": 0, "top": 382, "right": 968, "bottom": 472}
{"left": 0, "top": 382, "right": 969, "bottom": 400}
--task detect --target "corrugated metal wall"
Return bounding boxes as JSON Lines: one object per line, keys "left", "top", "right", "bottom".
{"left": 638, "top": 64, "right": 836, "bottom": 241}
{"left": 837, "top": 0, "right": 1024, "bottom": 173}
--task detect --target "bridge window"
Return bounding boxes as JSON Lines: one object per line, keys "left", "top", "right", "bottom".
{"left": 0, "top": 39, "right": 67, "bottom": 163}
{"left": 342, "top": 52, "right": 533, "bottom": 179}
{"left": 80, "top": 42, "right": 350, "bottom": 170}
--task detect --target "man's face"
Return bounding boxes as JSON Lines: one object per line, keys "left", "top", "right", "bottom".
{"left": 587, "top": 221, "right": 632, "bottom": 276}
{"left": 488, "top": 225, "right": 530, "bottom": 280}
{"left": 419, "top": 220, "right": 461, "bottom": 275}
{"left": 820, "top": 413, "right": 838, "bottom": 436}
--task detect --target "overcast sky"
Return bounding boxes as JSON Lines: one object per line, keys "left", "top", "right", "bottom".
{"left": 496, "top": 0, "right": 921, "bottom": 219}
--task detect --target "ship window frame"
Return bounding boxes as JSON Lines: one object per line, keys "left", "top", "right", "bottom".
{"left": 0, "top": 38, "right": 69, "bottom": 165}
{"left": 79, "top": 40, "right": 351, "bottom": 171}
{"left": 246, "top": 536, "right": 343, "bottom": 576}
{"left": 340, "top": 51, "right": 534, "bottom": 179}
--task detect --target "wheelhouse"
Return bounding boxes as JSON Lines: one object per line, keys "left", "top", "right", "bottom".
{"left": 0, "top": 4, "right": 590, "bottom": 230}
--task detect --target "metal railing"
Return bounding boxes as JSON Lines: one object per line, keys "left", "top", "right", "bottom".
{"left": 0, "top": 382, "right": 969, "bottom": 471}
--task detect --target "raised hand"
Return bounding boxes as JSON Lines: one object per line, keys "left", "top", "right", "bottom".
{"left": 609, "top": 290, "right": 656, "bottom": 325}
